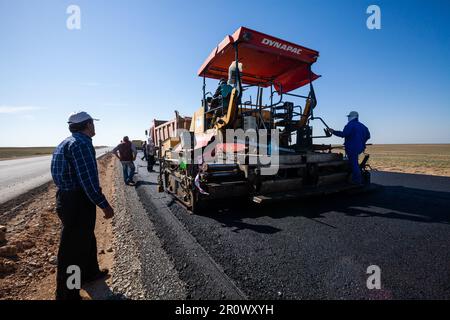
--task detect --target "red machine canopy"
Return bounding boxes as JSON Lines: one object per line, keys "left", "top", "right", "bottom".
{"left": 198, "top": 27, "right": 320, "bottom": 94}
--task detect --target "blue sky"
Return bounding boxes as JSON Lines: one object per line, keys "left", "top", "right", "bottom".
{"left": 0, "top": 0, "right": 449, "bottom": 146}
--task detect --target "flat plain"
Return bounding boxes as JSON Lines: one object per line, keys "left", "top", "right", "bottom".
{"left": 0, "top": 146, "right": 107, "bottom": 160}
{"left": 365, "top": 144, "right": 450, "bottom": 177}
{"left": 0, "top": 147, "right": 55, "bottom": 160}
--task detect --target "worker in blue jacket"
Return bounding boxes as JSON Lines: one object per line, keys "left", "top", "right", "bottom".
{"left": 329, "top": 111, "right": 371, "bottom": 184}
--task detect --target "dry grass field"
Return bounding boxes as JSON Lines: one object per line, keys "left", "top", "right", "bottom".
{"left": 365, "top": 144, "right": 450, "bottom": 177}
{"left": 0, "top": 147, "right": 55, "bottom": 160}
{"left": 0, "top": 146, "right": 107, "bottom": 160}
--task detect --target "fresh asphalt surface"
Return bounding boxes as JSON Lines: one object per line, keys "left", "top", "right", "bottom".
{"left": 134, "top": 155, "right": 450, "bottom": 299}
{"left": 0, "top": 148, "right": 111, "bottom": 205}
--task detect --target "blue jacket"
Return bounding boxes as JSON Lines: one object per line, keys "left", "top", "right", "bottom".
{"left": 333, "top": 119, "right": 371, "bottom": 154}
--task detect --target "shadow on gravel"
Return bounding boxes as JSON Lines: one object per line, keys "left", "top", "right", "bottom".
{"left": 200, "top": 184, "right": 450, "bottom": 229}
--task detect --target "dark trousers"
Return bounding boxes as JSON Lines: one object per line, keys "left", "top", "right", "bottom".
{"left": 121, "top": 161, "right": 136, "bottom": 184}
{"left": 347, "top": 152, "right": 362, "bottom": 184}
{"left": 55, "top": 189, "right": 100, "bottom": 300}
{"left": 141, "top": 149, "right": 148, "bottom": 161}
{"left": 147, "top": 155, "right": 155, "bottom": 172}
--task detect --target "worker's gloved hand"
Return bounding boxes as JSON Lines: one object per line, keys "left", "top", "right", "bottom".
{"left": 328, "top": 128, "right": 335, "bottom": 134}
{"left": 102, "top": 206, "right": 115, "bottom": 219}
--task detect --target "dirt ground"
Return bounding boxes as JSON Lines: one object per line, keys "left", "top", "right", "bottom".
{"left": 365, "top": 144, "right": 450, "bottom": 177}
{"left": 0, "top": 154, "right": 116, "bottom": 300}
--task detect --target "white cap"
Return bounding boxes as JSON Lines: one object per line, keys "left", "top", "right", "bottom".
{"left": 346, "top": 111, "right": 359, "bottom": 121}
{"left": 67, "top": 111, "right": 99, "bottom": 124}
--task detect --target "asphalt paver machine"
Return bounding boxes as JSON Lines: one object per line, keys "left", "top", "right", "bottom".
{"left": 158, "top": 27, "right": 370, "bottom": 213}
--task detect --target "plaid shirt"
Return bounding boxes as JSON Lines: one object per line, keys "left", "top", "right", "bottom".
{"left": 51, "top": 132, "right": 109, "bottom": 209}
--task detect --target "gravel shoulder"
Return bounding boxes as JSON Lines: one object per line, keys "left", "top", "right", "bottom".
{"left": 110, "top": 158, "right": 186, "bottom": 299}
{"left": 133, "top": 158, "right": 247, "bottom": 300}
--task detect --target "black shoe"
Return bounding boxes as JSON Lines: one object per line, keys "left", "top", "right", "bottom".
{"left": 82, "top": 269, "right": 109, "bottom": 285}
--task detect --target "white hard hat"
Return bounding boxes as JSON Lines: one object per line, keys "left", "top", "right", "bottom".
{"left": 67, "top": 111, "right": 99, "bottom": 124}
{"left": 346, "top": 111, "right": 359, "bottom": 120}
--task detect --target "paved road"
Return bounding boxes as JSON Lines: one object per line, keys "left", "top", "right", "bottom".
{"left": 134, "top": 157, "right": 450, "bottom": 299}
{"left": 0, "top": 148, "right": 111, "bottom": 204}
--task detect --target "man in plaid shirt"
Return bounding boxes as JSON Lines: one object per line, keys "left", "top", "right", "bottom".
{"left": 51, "top": 111, "right": 114, "bottom": 300}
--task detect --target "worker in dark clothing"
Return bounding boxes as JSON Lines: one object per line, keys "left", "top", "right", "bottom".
{"left": 112, "top": 136, "right": 137, "bottom": 186}
{"left": 51, "top": 111, "right": 114, "bottom": 300}
{"left": 330, "top": 111, "right": 371, "bottom": 184}
{"left": 211, "top": 79, "right": 233, "bottom": 112}
{"left": 146, "top": 138, "right": 156, "bottom": 172}
{"left": 141, "top": 140, "right": 148, "bottom": 161}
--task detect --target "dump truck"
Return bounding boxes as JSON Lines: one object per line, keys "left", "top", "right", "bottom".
{"left": 156, "top": 27, "right": 371, "bottom": 213}
{"left": 131, "top": 140, "right": 144, "bottom": 151}
{"left": 148, "top": 111, "right": 192, "bottom": 159}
